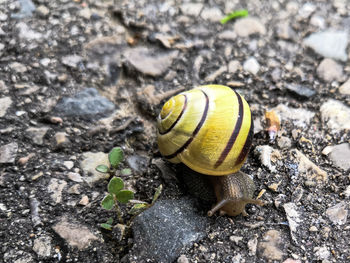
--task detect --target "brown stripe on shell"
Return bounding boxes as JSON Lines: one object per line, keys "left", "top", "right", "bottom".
{"left": 164, "top": 90, "right": 209, "bottom": 160}
{"left": 234, "top": 113, "right": 254, "bottom": 165}
{"left": 214, "top": 90, "right": 244, "bottom": 169}
{"left": 159, "top": 95, "right": 188, "bottom": 135}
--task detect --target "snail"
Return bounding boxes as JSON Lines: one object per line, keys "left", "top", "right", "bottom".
{"left": 157, "top": 84, "right": 263, "bottom": 217}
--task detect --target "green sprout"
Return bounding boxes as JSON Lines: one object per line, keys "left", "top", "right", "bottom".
{"left": 220, "top": 9, "right": 249, "bottom": 25}
{"left": 97, "top": 147, "right": 162, "bottom": 230}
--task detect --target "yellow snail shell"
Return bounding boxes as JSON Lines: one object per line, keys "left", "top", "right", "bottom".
{"left": 157, "top": 85, "right": 262, "bottom": 216}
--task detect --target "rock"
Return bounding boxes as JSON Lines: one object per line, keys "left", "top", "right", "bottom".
{"left": 0, "top": 142, "right": 18, "bottom": 164}
{"left": 325, "top": 143, "right": 350, "bottom": 170}
{"left": 54, "top": 132, "right": 69, "bottom": 148}
{"left": 314, "top": 246, "right": 330, "bottom": 261}
{"left": 271, "top": 104, "right": 315, "bottom": 128}
{"left": 3, "top": 250, "right": 34, "bottom": 263}
{"left": 277, "top": 136, "right": 292, "bottom": 149}
{"left": 63, "top": 161, "right": 74, "bottom": 170}
{"left": 204, "top": 66, "right": 226, "bottom": 82}
{"left": 152, "top": 158, "right": 177, "bottom": 183}
{"left": 61, "top": 55, "right": 83, "bottom": 69}
{"left": 177, "top": 255, "right": 189, "bottom": 263}
{"left": 285, "top": 84, "right": 316, "bottom": 99}
{"left": 126, "top": 154, "right": 150, "bottom": 173}
{"left": 0, "top": 80, "right": 8, "bottom": 93}
{"left": 124, "top": 47, "right": 179, "bottom": 77}
{"left": 247, "top": 236, "right": 258, "bottom": 256}
{"left": 303, "top": 30, "right": 348, "bottom": 61}
{"left": 11, "top": 0, "right": 36, "bottom": 19}
{"left": 18, "top": 153, "right": 35, "bottom": 165}
{"left": 36, "top": 5, "right": 49, "bottom": 18}
{"left": 243, "top": 57, "right": 260, "bottom": 75}
{"left": 10, "top": 62, "right": 27, "bottom": 73}
{"left": 67, "top": 172, "right": 83, "bottom": 183}
{"left": 254, "top": 145, "right": 280, "bottom": 172}
{"left": 326, "top": 202, "right": 348, "bottom": 225}
{"left": 33, "top": 235, "right": 52, "bottom": 258}
{"left": 217, "top": 30, "right": 237, "bottom": 40}
{"left": 200, "top": 7, "right": 223, "bottom": 22}
{"left": 0, "top": 97, "right": 12, "bottom": 117}
{"left": 16, "top": 22, "right": 42, "bottom": 40}
{"left": 283, "top": 202, "right": 302, "bottom": 243}
{"left": 52, "top": 216, "right": 100, "bottom": 250}
{"left": 320, "top": 99, "right": 350, "bottom": 131}
{"left": 130, "top": 198, "right": 209, "bottom": 263}
{"left": 54, "top": 88, "right": 115, "bottom": 119}
{"left": 339, "top": 79, "right": 350, "bottom": 95}
{"left": 310, "top": 15, "right": 325, "bottom": 29}
{"left": 80, "top": 151, "right": 109, "bottom": 185}
{"left": 234, "top": 17, "right": 266, "bottom": 37}
{"left": 258, "top": 230, "right": 284, "bottom": 261}
{"left": 47, "top": 179, "right": 67, "bottom": 204}
{"left": 30, "top": 197, "right": 42, "bottom": 226}
{"left": 228, "top": 60, "right": 241, "bottom": 73}
{"left": 78, "top": 195, "right": 89, "bottom": 206}
{"left": 229, "top": 235, "right": 243, "bottom": 244}
{"left": 342, "top": 186, "right": 350, "bottom": 198}
{"left": 291, "top": 149, "right": 328, "bottom": 183}
{"left": 316, "top": 58, "right": 344, "bottom": 82}
{"left": 299, "top": 3, "right": 316, "bottom": 18}
{"left": 26, "top": 127, "right": 50, "bottom": 145}
{"left": 276, "top": 22, "right": 295, "bottom": 40}
{"left": 180, "top": 3, "right": 203, "bottom": 17}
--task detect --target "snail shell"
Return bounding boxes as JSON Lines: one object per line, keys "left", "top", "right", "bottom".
{"left": 157, "top": 84, "right": 253, "bottom": 175}
{"left": 157, "top": 85, "right": 262, "bottom": 216}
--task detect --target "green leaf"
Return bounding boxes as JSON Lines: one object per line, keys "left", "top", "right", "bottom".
{"left": 96, "top": 164, "right": 109, "bottom": 173}
{"left": 101, "top": 194, "right": 114, "bottom": 210}
{"left": 109, "top": 147, "right": 124, "bottom": 168}
{"left": 129, "top": 203, "right": 149, "bottom": 215}
{"left": 220, "top": 9, "right": 248, "bottom": 25}
{"left": 101, "top": 223, "right": 112, "bottom": 230}
{"left": 106, "top": 217, "right": 113, "bottom": 225}
{"left": 116, "top": 190, "right": 134, "bottom": 204}
{"left": 108, "top": 177, "right": 124, "bottom": 195}
{"left": 152, "top": 184, "right": 163, "bottom": 204}
{"left": 121, "top": 168, "right": 132, "bottom": 176}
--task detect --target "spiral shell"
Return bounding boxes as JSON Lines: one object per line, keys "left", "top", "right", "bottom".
{"left": 157, "top": 85, "right": 253, "bottom": 176}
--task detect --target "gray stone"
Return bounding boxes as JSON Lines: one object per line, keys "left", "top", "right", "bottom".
{"left": 33, "top": 235, "right": 52, "bottom": 258}
{"left": 52, "top": 216, "right": 99, "bottom": 250}
{"left": 0, "top": 80, "right": 8, "bottom": 93}
{"left": 317, "top": 58, "right": 344, "bottom": 82}
{"left": 180, "top": 3, "right": 203, "bottom": 17}
{"left": 124, "top": 47, "right": 179, "bottom": 77}
{"left": 299, "top": 3, "right": 316, "bottom": 18}
{"left": 277, "top": 136, "right": 292, "bottom": 149}
{"left": 130, "top": 198, "right": 209, "bottom": 263}
{"left": 243, "top": 57, "right": 260, "bottom": 75}
{"left": 339, "top": 79, "right": 350, "bottom": 95}
{"left": 320, "top": 99, "right": 350, "bottom": 131}
{"left": 177, "top": 255, "right": 189, "bottom": 263}
{"left": 47, "top": 178, "right": 67, "bottom": 204}
{"left": 254, "top": 145, "right": 279, "bottom": 172}
{"left": 283, "top": 202, "right": 302, "bottom": 242}
{"left": 16, "top": 22, "right": 42, "bottom": 40}
{"left": 54, "top": 88, "right": 115, "bottom": 119}
{"left": 285, "top": 84, "right": 316, "bottom": 99}
{"left": 228, "top": 60, "right": 241, "bottom": 73}
{"left": 26, "top": 127, "right": 50, "bottom": 145}
{"left": 80, "top": 151, "right": 109, "bottom": 185}
{"left": 0, "top": 142, "right": 18, "bottom": 164}
{"left": 126, "top": 154, "right": 150, "bottom": 173}
{"left": 272, "top": 104, "right": 315, "bottom": 128}
{"left": 200, "top": 7, "right": 223, "bottom": 22}
{"left": 10, "top": 62, "right": 27, "bottom": 73}
{"left": 11, "top": 0, "right": 36, "bottom": 19}
{"left": 36, "top": 5, "right": 49, "bottom": 17}
{"left": 3, "top": 250, "right": 33, "bottom": 263}
{"left": 303, "top": 30, "right": 348, "bottom": 61}
{"left": 217, "top": 30, "right": 237, "bottom": 40}
{"left": 61, "top": 55, "right": 83, "bottom": 68}
{"left": 0, "top": 97, "right": 12, "bottom": 117}
{"left": 327, "top": 143, "right": 350, "bottom": 170}
{"left": 276, "top": 22, "right": 295, "bottom": 40}
{"left": 258, "top": 230, "right": 284, "bottom": 261}
{"left": 234, "top": 17, "right": 266, "bottom": 37}
{"left": 314, "top": 246, "right": 330, "bottom": 260}
{"left": 326, "top": 202, "right": 348, "bottom": 225}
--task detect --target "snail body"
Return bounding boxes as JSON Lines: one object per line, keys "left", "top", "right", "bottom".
{"left": 157, "top": 85, "right": 263, "bottom": 216}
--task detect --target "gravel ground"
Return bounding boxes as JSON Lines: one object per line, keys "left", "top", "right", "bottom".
{"left": 0, "top": 0, "right": 350, "bottom": 263}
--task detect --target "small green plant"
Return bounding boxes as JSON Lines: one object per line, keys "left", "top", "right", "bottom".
{"left": 220, "top": 9, "right": 249, "bottom": 25}
{"left": 97, "top": 147, "right": 162, "bottom": 230}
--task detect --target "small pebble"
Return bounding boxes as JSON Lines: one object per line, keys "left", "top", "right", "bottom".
{"left": 78, "top": 195, "right": 89, "bottom": 206}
